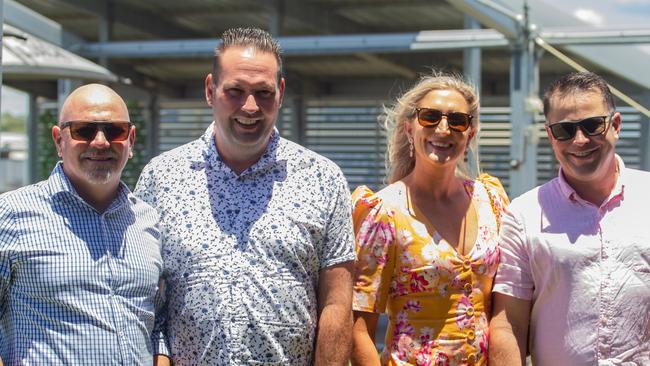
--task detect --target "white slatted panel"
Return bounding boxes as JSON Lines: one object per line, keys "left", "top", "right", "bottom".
{"left": 155, "top": 101, "right": 645, "bottom": 196}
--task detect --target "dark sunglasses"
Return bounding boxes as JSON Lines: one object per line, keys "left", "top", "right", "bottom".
{"left": 547, "top": 115, "right": 610, "bottom": 141}
{"left": 415, "top": 108, "right": 473, "bottom": 132}
{"left": 60, "top": 121, "right": 133, "bottom": 142}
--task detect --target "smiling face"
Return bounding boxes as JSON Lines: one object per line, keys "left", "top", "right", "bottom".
{"left": 52, "top": 84, "right": 134, "bottom": 195}
{"left": 406, "top": 89, "right": 474, "bottom": 171}
{"left": 205, "top": 46, "right": 284, "bottom": 172}
{"left": 546, "top": 90, "right": 621, "bottom": 188}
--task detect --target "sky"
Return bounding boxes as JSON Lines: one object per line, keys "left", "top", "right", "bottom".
{"left": 1, "top": 0, "right": 649, "bottom": 118}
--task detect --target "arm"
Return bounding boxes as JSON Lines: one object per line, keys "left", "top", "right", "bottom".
{"left": 350, "top": 311, "right": 381, "bottom": 366}
{"left": 153, "top": 355, "right": 171, "bottom": 366}
{"left": 314, "top": 261, "right": 354, "bottom": 366}
{"left": 489, "top": 293, "right": 531, "bottom": 366}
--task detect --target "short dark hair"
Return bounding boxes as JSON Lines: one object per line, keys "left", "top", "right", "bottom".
{"left": 211, "top": 27, "right": 283, "bottom": 85}
{"left": 543, "top": 71, "right": 616, "bottom": 119}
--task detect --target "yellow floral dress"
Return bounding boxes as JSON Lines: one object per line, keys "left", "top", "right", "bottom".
{"left": 352, "top": 174, "right": 509, "bottom": 366}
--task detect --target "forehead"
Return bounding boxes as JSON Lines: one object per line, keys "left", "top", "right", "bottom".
{"left": 217, "top": 46, "right": 279, "bottom": 84}
{"left": 546, "top": 91, "right": 608, "bottom": 123}
{"left": 61, "top": 92, "right": 128, "bottom": 122}
{"left": 418, "top": 89, "right": 469, "bottom": 111}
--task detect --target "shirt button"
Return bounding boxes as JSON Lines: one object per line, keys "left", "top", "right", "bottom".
{"left": 466, "top": 307, "right": 475, "bottom": 316}
{"left": 467, "top": 330, "right": 475, "bottom": 341}
{"left": 464, "top": 283, "right": 473, "bottom": 292}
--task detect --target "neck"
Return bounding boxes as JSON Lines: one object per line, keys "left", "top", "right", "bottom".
{"left": 69, "top": 179, "right": 120, "bottom": 213}
{"left": 404, "top": 161, "right": 464, "bottom": 201}
{"left": 213, "top": 137, "right": 268, "bottom": 176}
{"left": 564, "top": 159, "right": 619, "bottom": 207}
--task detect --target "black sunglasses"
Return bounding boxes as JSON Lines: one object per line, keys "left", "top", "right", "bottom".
{"left": 60, "top": 121, "right": 133, "bottom": 142}
{"left": 547, "top": 115, "right": 611, "bottom": 141}
{"left": 414, "top": 108, "right": 473, "bottom": 132}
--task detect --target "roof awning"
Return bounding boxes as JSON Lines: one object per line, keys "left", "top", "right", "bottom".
{"left": 2, "top": 24, "right": 116, "bottom": 82}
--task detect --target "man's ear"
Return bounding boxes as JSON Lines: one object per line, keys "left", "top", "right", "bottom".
{"left": 610, "top": 112, "right": 622, "bottom": 139}
{"left": 52, "top": 125, "right": 63, "bottom": 158}
{"left": 278, "top": 77, "right": 285, "bottom": 107}
{"left": 128, "top": 126, "right": 136, "bottom": 159}
{"left": 205, "top": 73, "right": 214, "bottom": 106}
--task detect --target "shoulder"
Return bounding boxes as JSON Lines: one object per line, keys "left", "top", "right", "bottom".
{"left": 476, "top": 173, "right": 509, "bottom": 205}
{"left": 351, "top": 182, "right": 405, "bottom": 222}
{"left": 507, "top": 180, "right": 555, "bottom": 215}
{"left": 0, "top": 180, "right": 50, "bottom": 212}
{"left": 279, "top": 138, "right": 345, "bottom": 178}
{"left": 144, "top": 137, "right": 205, "bottom": 172}
{"left": 622, "top": 166, "right": 650, "bottom": 185}
{"left": 126, "top": 192, "right": 160, "bottom": 219}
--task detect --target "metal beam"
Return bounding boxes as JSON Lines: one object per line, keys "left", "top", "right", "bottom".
{"left": 73, "top": 30, "right": 507, "bottom": 58}
{"left": 540, "top": 28, "right": 650, "bottom": 45}
{"left": 4, "top": 0, "right": 83, "bottom": 46}
{"left": 445, "top": 0, "right": 521, "bottom": 39}
{"left": 73, "top": 27, "right": 650, "bottom": 59}
{"left": 56, "top": 0, "right": 203, "bottom": 39}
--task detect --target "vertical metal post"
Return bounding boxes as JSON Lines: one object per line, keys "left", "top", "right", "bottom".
{"left": 289, "top": 95, "right": 305, "bottom": 145}
{"left": 639, "top": 91, "right": 650, "bottom": 171}
{"left": 0, "top": 0, "right": 5, "bottom": 150}
{"left": 27, "top": 93, "right": 38, "bottom": 183}
{"left": 463, "top": 15, "right": 482, "bottom": 176}
{"left": 463, "top": 16, "right": 482, "bottom": 93}
{"left": 269, "top": 0, "right": 284, "bottom": 37}
{"left": 147, "top": 91, "right": 160, "bottom": 160}
{"left": 508, "top": 3, "right": 540, "bottom": 198}
{"left": 98, "top": 0, "right": 114, "bottom": 68}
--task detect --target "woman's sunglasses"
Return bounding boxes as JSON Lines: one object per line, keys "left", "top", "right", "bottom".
{"left": 414, "top": 108, "right": 473, "bottom": 132}
{"left": 547, "top": 115, "right": 610, "bottom": 141}
{"left": 60, "top": 121, "right": 133, "bottom": 142}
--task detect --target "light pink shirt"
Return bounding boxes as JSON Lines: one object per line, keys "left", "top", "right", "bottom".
{"left": 494, "top": 157, "right": 650, "bottom": 365}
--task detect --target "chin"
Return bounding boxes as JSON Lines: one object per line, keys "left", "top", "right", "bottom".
{"left": 84, "top": 169, "right": 117, "bottom": 185}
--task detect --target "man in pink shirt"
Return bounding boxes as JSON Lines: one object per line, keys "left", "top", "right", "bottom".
{"left": 489, "top": 72, "right": 650, "bottom": 365}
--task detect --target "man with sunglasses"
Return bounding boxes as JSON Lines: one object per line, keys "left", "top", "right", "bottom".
{"left": 489, "top": 71, "right": 650, "bottom": 365}
{"left": 135, "top": 28, "right": 355, "bottom": 365}
{"left": 0, "top": 84, "right": 163, "bottom": 365}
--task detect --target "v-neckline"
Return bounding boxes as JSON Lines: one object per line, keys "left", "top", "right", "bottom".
{"left": 404, "top": 181, "right": 477, "bottom": 258}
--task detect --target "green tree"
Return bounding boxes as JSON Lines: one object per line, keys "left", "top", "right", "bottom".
{"left": 0, "top": 112, "right": 26, "bottom": 133}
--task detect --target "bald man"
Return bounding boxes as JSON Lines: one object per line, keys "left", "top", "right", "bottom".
{"left": 0, "top": 84, "right": 163, "bottom": 365}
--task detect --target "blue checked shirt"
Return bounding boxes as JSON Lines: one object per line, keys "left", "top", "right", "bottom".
{"left": 0, "top": 163, "right": 163, "bottom": 365}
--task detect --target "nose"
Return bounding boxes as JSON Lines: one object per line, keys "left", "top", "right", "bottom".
{"left": 90, "top": 129, "right": 111, "bottom": 148}
{"left": 435, "top": 117, "right": 451, "bottom": 135}
{"left": 573, "top": 127, "right": 590, "bottom": 145}
{"left": 241, "top": 94, "right": 260, "bottom": 114}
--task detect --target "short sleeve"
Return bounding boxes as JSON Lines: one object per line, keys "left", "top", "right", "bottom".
{"left": 351, "top": 186, "right": 396, "bottom": 314}
{"left": 134, "top": 163, "right": 159, "bottom": 208}
{"left": 318, "top": 168, "right": 356, "bottom": 269}
{"left": 492, "top": 208, "right": 535, "bottom": 300}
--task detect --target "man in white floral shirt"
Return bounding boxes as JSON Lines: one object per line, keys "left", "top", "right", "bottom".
{"left": 135, "top": 27, "right": 355, "bottom": 366}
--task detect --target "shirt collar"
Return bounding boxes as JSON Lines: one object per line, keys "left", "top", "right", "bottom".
{"left": 48, "top": 161, "right": 131, "bottom": 213}
{"left": 557, "top": 154, "right": 625, "bottom": 207}
{"left": 201, "top": 122, "right": 282, "bottom": 177}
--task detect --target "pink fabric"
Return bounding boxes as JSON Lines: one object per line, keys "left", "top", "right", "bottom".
{"left": 494, "top": 157, "right": 650, "bottom": 365}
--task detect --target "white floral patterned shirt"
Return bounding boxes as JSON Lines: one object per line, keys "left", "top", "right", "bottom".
{"left": 135, "top": 125, "right": 355, "bottom": 365}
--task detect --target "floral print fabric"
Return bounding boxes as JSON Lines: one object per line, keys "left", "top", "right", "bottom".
{"left": 352, "top": 175, "right": 508, "bottom": 365}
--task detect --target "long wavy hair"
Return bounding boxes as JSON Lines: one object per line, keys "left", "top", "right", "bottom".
{"left": 383, "top": 72, "right": 481, "bottom": 183}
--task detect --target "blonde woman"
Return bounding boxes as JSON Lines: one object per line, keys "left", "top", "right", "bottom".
{"left": 351, "top": 73, "right": 509, "bottom": 365}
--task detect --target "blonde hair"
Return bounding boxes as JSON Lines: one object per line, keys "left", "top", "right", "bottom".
{"left": 382, "top": 72, "right": 481, "bottom": 183}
